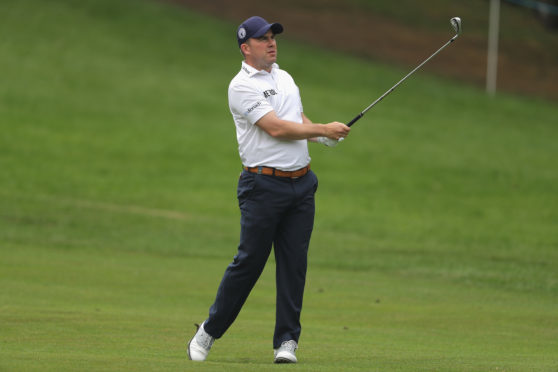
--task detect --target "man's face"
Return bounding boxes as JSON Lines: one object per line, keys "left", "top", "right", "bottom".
{"left": 243, "top": 30, "right": 277, "bottom": 71}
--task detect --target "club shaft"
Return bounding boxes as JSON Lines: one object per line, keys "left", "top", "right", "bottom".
{"left": 347, "top": 34, "right": 458, "bottom": 127}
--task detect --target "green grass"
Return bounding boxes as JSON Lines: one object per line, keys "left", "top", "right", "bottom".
{"left": 1, "top": 0, "right": 557, "bottom": 370}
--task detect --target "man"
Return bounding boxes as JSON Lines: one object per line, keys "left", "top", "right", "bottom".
{"left": 187, "top": 16, "right": 350, "bottom": 364}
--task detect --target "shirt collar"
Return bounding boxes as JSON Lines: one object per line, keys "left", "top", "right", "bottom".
{"left": 241, "top": 61, "right": 279, "bottom": 78}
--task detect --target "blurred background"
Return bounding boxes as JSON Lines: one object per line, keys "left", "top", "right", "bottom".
{"left": 168, "top": 0, "right": 558, "bottom": 101}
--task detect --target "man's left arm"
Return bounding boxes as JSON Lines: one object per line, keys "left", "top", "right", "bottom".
{"left": 301, "top": 113, "right": 318, "bottom": 143}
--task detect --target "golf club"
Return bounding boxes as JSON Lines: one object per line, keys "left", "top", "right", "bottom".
{"left": 346, "top": 17, "right": 462, "bottom": 127}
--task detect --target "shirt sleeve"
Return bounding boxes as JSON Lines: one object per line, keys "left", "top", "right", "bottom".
{"left": 229, "top": 81, "right": 274, "bottom": 125}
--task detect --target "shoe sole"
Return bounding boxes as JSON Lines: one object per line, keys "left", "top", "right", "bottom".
{"left": 274, "top": 357, "right": 297, "bottom": 364}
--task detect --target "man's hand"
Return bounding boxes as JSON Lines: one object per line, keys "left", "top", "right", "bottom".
{"left": 317, "top": 121, "right": 350, "bottom": 147}
{"left": 323, "top": 121, "right": 350, "bottom": 140}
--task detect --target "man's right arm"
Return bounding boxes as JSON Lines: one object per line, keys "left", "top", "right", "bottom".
{"left": 255, "top": 111, "right": 350, "bottom": 141}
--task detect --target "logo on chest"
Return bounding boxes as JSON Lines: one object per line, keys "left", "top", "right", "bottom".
{"left": 263, "top": 89, "right": 278, "bottom": 98}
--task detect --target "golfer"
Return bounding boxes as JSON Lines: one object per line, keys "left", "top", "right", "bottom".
{"left": 187, "top": 15, "right": 350, "bottom": 364}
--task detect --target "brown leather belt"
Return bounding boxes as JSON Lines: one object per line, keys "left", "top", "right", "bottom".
{"left": 243, "top": 164, "right": 310, "bottom": 179}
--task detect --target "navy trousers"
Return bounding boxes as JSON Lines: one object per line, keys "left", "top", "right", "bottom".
{"left": 204, "top": 169, "right": 318, "bottom": 349}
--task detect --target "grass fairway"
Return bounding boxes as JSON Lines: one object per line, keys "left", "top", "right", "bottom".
{"left": 1, "top": 0, "right": 557, "bottom": 370}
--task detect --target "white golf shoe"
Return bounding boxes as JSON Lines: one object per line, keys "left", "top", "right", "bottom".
{"left": 274, "top": 340, "right": 298, "bottom": 363}
{"left": 187, "top": 322, "right": 215, "bottom": 362}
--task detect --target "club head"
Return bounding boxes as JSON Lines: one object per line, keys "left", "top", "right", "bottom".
{"left": 450, "top": 17, "right": 462, "bottom": 35}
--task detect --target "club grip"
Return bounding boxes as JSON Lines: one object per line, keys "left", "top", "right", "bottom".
{"left": 347, "top": 113, "right": 363, "bottom": 127}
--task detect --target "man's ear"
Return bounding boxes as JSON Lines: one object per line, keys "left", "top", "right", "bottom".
{"left": 240, "top": 42, "right": 250, "bottom": 57}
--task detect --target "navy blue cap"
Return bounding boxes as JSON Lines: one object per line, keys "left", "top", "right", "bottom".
{"left": 237, "top": 16, "right": 284, "bottom": 47}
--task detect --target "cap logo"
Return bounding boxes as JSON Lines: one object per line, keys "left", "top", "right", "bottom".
{"left": 238, "top": 27, "right": 246, "bottom": 40}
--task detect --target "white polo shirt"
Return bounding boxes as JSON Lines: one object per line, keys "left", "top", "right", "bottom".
{"left": 228, "top": 61, "right": 310, "bottom": 171}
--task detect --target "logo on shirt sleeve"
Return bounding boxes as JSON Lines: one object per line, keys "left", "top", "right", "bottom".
{"left": 245, "top": 101, "right": 262, "bottom": 115}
